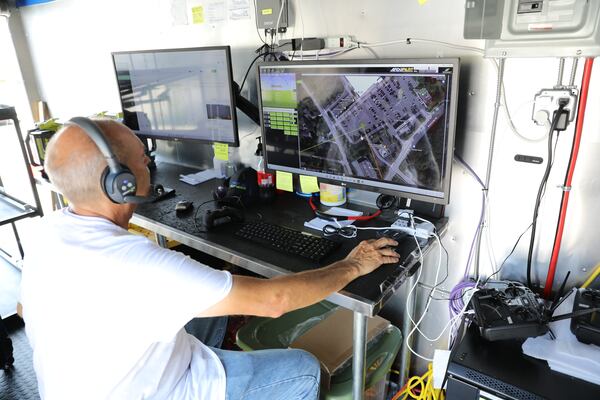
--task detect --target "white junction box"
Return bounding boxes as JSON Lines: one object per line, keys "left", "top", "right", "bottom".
{"left": 532, "top": 88, "right": 578, "bottom": 126}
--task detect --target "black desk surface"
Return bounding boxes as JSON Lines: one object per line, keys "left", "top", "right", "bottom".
{"left": 134, "top": 162, "right": 447, "bottom": 316}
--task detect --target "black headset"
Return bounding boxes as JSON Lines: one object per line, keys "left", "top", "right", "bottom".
{"left": 68, "top": 117, "right": 156, "bottom": 204}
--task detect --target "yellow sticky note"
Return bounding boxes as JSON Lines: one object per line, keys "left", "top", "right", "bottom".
{"left": 418, "top": 0, "right": 428, "bottom": 4}
{"left": 276, "top": 171, "right": 293, "bottom": 192}
{"left": 261, "top": 8, "right": 273, "bottom": 15}
{"left": 300, "top": 175, "right": 319, "bottom": 193}
{"left": 192, "top": 6, "right": 204, "bottom": 24}
{"left": 213, "top": 142, "right": 228, "bottom": 161}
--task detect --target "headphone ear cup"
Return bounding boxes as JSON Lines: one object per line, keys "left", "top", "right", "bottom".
{"left": 100, "top": 166, "right": 112, "bottom": 200}
{"left": 101, "top": 164, "right": 137, "bottom": 204}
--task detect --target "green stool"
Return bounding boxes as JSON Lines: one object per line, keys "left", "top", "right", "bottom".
{"left": 236, "top": 302, "right": 402, "bottom": 400}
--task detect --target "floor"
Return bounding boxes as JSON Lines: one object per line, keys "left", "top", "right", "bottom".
{"left": 0, "top": 316, "right": 39, "bottom": 400}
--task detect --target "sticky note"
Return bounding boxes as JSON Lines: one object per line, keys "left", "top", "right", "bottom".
{"left": 261, "top": 8, "right": 273, "bottom": 15}
{"left": 213, "top": 142, "right": 228, "bottom": 161}
{"left": 418, "top": 0, "right": 428, "bottom": 4}
{"left": 276, "top": 171, "right": 293, "bottom": 192}
{"left": 300, "top": 175, "right": 319, "bottom": 193}
{"left": 192, "top": 6, "right": 204, "bottom": 24}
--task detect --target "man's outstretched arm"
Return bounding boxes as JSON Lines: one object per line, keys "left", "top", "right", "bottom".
{"left": 198, "top": 237, "right": 399, "bottom": 318}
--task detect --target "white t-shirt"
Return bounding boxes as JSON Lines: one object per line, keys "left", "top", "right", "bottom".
{"left": 20, "top": 208, "right": 232, "bottom": 400}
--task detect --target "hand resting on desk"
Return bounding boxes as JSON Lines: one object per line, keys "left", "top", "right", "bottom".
{"left": 344, "top": 237, "right": 400, "bottom": 276}
{"left": 198, "top": 237, "right": 399, "bottom": 319}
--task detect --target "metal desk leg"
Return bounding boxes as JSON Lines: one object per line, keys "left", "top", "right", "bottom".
{"left": 399, "top": 270, "right": 419, "bottom": 386}
{"left": 352, "top": 311, "right": 367, "bottom": 400}
{"left": 155, "top": 233, "right": 168, "bottom": 248}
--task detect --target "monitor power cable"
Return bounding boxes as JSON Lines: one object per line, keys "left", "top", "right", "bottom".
{"left": 526, "top": 102, "right": 567, "bottom": 289}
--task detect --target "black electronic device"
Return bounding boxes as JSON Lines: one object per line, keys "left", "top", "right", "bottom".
{"left": 152, "top": 184, "right": 176, "bottom": 202}
{"left": 213, "top": 167, "right": 260, "bottom": 208}
{"left": 67, "top": 117, "right": 166, "bottom": 205}
{"left": 469, "top": 281, "right": 549, "bottom": 341}
{"left": 570, "top": 288, "right": 600, "bottom": 346}
{"left": 257, "top": 58, "right": 459, "bottom": 205}
{"left": 204, "top": 206, "right": 244, "bottom": 230}
{"left": 235, "top": 222, "right": 340, "bottom": 262}
{"left": 112, "top": 46, "right": 240, "bottom": 146}
{"left": 446, "top": 324, "right": 600, "bottom": 400}
{"left": 175, "top": 200, "right": 193, "bottom": 213}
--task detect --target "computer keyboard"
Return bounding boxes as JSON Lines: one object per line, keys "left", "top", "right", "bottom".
{"left": 235, "top": 222, "right": 340, "bottom": 262}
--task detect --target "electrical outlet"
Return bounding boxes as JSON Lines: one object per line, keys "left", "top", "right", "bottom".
{"left": 532, "top": 88, "right": 578, "bottom": 126}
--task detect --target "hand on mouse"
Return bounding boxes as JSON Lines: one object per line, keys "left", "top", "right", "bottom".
{"left": 344, "top": 237, "right": 400, "bottom": 277}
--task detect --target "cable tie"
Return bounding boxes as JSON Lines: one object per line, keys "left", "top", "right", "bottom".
{"left": 558, "top": 185, "right": 572, "bottom": 192}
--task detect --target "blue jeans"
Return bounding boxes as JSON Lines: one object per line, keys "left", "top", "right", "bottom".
{"left": 184, "top": 317, "right": 228, "bottom": 348}
{"left": 211, "top": 347, "right": 320, "bottom": 400}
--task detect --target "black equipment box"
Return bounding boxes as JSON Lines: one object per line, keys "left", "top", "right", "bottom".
{"left": 571, "top": 288, "right": 600, "bottom": 346}
{"left": 446, "top": 325, "right": 600, "bottom": 400}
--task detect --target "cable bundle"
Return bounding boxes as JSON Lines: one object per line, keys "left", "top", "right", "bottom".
{"left": 391, "top": 364, "right": 444, "bottom": 400}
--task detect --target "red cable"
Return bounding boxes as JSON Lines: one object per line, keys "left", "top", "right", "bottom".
{"left": 543, "top": 57, "right": 595, "bottom": 299}
{"left": 309, "top": 196, "right": 382, "bottom": 221}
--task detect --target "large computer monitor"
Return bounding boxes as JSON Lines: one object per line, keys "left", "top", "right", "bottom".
{"left": 112, "top": 46, "right": 239, "bottom": 146}
{"left": 257, "top": 59, "right": 459, "bottom": 204}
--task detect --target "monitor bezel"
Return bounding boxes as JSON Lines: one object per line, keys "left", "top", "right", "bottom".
{"left": 256, "top": 58, "right": 460, "bottom": 205}
{"left": 111, "top": 45, "right": 240, "bottom": 147}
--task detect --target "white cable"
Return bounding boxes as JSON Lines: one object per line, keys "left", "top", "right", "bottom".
{"left": 353, "top": 37, "right": 485, "bottom": 55}
{"left": 404, "top": 228, "right": 433, "bottom": 361}
{"left": 405, "top": 232, "right": 446, "bottom": 342}
{"left": 363, "top": 46, "right": 380, "bottom": 59}
{"left": 483, "top": 192, "right": 498, "bottom": 275}
{"left": 410, "top": 214, "right": 483, "bottom": 347}
{"left": 275, "top": 0, "right": 287, "bottom": 37}
{"left": 487, "top": 59, "right": 544, "bottom": 143}
{"left": 295, "top": 0, "right": 305, "bottom": 60}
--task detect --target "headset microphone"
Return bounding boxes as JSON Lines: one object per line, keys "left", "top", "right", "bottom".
{"left": 123, "top": 184, "right": 166, "bottom": 204}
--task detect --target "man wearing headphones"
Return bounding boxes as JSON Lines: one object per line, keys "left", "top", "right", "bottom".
{"left": 20, "top": 119, "right": 399, "bottom": 400}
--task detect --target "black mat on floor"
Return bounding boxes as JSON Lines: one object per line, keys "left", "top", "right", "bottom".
{"left": 0, "top": 316, "right": 40, "bottom": 400}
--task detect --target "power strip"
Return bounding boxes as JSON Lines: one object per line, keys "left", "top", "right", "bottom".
{"left": 324, "top": 35, "right": 355, "bottom": 49}
{"left": 391, "top": 218, "right": 435, "bottom": 239}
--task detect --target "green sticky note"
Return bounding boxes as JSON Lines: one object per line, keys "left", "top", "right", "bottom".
{"left": 276, "top": 171, "right": 293, "bottom": 192}
{"left": 300, "top": 175, "right": 319, "bottom": 193}
{"left": 214, "top": 142, "right": 228, "bottom": 161}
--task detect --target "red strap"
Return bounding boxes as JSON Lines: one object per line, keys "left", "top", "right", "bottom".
{"left": 309, "top": 197, "right": 382, "bottom": 221}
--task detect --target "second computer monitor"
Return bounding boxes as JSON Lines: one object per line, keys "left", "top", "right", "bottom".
{"left": 257, "top": 59, "right": 459, "bottom": 204}
{"left": 112, "top": 46, "right": 239, "bottom": 146}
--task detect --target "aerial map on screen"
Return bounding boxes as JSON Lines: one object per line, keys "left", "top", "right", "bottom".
{"left": 260, "top": 64, "right": 454, "bottom": 196}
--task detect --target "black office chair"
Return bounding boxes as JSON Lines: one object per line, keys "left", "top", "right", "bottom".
{"left": 0, "top": 314, "right": 14, "bottom": 370}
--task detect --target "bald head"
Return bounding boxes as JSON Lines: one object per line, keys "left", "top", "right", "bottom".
{"left": 45, "top": 119, "right": 145, "bottom": 207}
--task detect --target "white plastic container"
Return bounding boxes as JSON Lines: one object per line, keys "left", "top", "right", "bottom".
{"left": 319, "top": 183, "right": 346, "bottom": 206}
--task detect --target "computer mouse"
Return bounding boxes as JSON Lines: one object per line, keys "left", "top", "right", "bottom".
{"left": 175, "top": 200, "right": 193, "bottom": 213}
